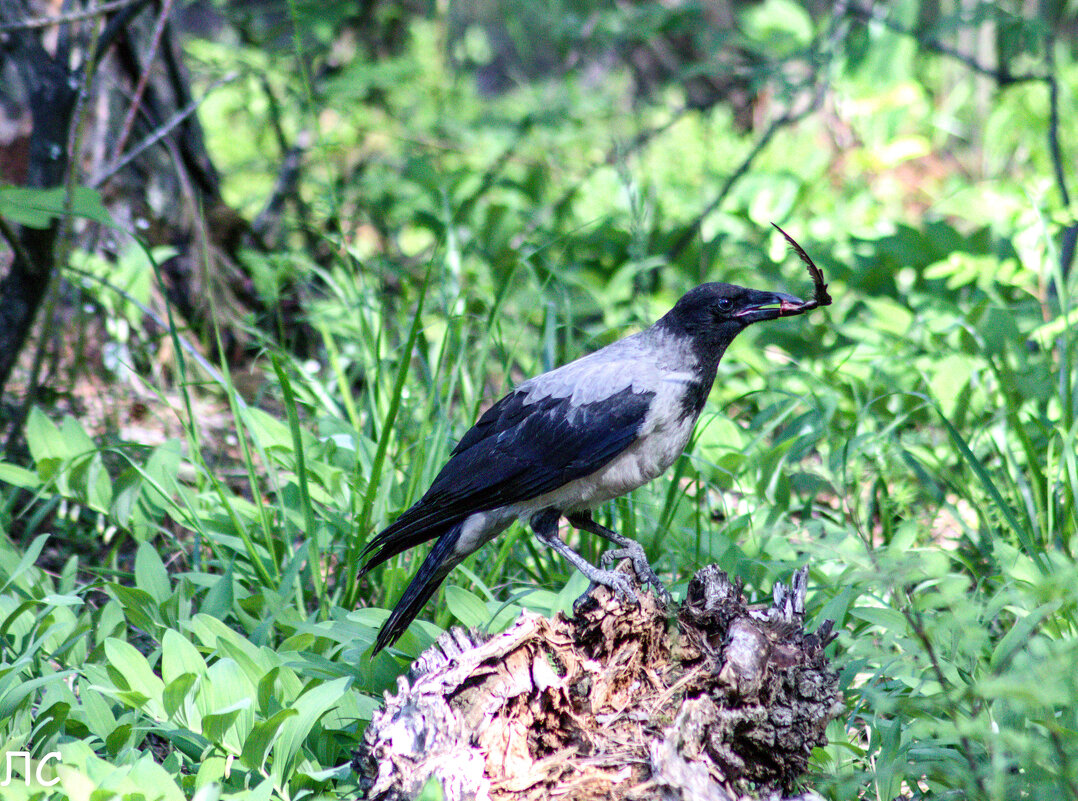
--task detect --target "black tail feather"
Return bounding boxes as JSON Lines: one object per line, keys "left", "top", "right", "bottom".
{"left": 372, "top": 523, "right": 463, "bottom": 654}
{"left": 359, "top": 506, "right": 462, "bottom": 576}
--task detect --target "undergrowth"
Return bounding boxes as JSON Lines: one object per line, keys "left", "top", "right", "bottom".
{"left": 1, "top": 1, "right": 1077, "bottom": 799}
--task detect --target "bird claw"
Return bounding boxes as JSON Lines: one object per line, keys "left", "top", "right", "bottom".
{"left": 572, "top": 568, "right": 640, "bottom": 615}
{"left": 599, "top": 542, "right": 672, "bottom": 606}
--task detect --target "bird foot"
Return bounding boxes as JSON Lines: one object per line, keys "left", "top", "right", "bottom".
{"left": 571, "top": 567, "right": 640, "bottom": 616}
{"left": 599, "top": 542, "right": 673, "bottom": 606}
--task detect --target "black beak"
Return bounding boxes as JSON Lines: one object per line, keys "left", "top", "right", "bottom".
{"left": 734, "top": 290, "right": 804, "bottom": 323}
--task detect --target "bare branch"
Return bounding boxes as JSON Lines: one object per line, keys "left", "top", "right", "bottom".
{"left": 667, "top": 93, "right": 819, "bottom": 263}
{"left": 0, "top": 0, "right": 143, "bottom": 32}
{"left": 112, "top": 0, "right": 177, "bottom": 160}
{"left": 90, "top": 72, "right": 239, "bottom": 187}
{"left": 0, "top": 215, "right": 33, "bottom": 268}
{"left": 62, "top": 265, "right": 242, "bottom": 402}
{"left": 1045, "top": 42, "right": 1076, "bottom": 280}
{"left": 844, "top": 4, "right": 1046, "bottom": 84}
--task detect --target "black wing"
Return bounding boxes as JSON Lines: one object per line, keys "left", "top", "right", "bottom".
{"left": 360, "top": 384, "right": 653, "bottom": 571}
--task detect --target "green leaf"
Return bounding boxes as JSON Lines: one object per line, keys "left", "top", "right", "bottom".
{"left": 25, "top": 407, "right": 67, "bottom": 471}
{"left": 0, "top": 184, "right": 113, "bottom": 227}
{"left": 103, "top": 638, "right": 164, "bottom": 713}
{"left": 0, "top": 462, "right": 41, "bottom": 489}
{"left": 257, "top": 666, "right": 281, "bottom": 715}
{"left": 201, "top": 562, "right": 234, "bottom": 620}
{"left": 243, "top": 407, "right": 299, "bottom": 451}
{"left": 68, "top": 185, "right": 114, "bottom": 225}
{"left": 109, "top": 583, "right": 160, "bottom": 632}
{"left": 67, "top": 451, "right": 112, "bottom": 512}
{"left": 202, "top": 699, "right": 250, "bottom": 744}
{"left": 163, "top": 672, "right": 197, "bottom": 719}
{"left": 60, "top": 415, "right": 96, "bottom": 455}
{"left": 0, "top": 533, "right": 48, "bottom": 592}
{"left": 162, "top": 628, "right": 208, "bottom": 683}
{"left": 0, "top": 672, "right": 76, "bottom": 720}
{"left": 240, "top": 707, "right": 298, "bottom": 771}
{"left": 849, "top": 606, "right": 910, "bottom": 633}
{"left": 188, "top": 613, "right": 262, "bottom": 659}
{"left": 990, "top": 601, "right": 1061, "bottom": 672}
{"left": 191, "top": 779, "right": 224, "bottom": 801}
{"left": 445, "top": 585, "right": 490, "bottom": 629}
{"left": 271, "top": 676, "right": 350, "bottom": 784}
{"left": 135, "top": 542, "right": 172, "bottom": 604}
{"left": 189, "top": 660, "right": 257, "bottom": 749}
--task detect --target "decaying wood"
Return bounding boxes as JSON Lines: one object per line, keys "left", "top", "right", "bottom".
{"left": 354, "top": 566, "right": 842, "bottom": 801}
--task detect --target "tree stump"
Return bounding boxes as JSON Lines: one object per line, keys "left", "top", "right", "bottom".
{"left": 354, "top": 566, "right": 843, "bottom": 800}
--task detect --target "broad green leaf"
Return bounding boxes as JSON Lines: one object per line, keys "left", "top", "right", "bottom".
{"left": 60, "top": 415, "right": 96, "bottom": 456}
{"left": 135, "top": 542, "right": 172, "bottom": 604}
{"left": 0, "top": 185, "right": 113, "bottom": 227}
{"left": 103, "top": 638, "right": 164, "bottom": 714}
{"left": 162, "top": 628, "right": 208, "bottom": 683}
{"left": 0, "top": 462, "right": 41, "bottom": 489}
{"left": 197, "top": 659, "right": 257, "bottom": 750}
{"left": 849, "top": 606, "right": 910, "bottom": 634}
{"left": 445, "top": 585, "right": 490, "bottom": 629}
{"left": 271, "top": 675, "right": 350, "bottom": 784}
{"left": 201, "top": 563, "right": 234, "bottom": 619}
{"left": 108, "top": 583, "right": 160, "bottom": 632}
{"left": 70, "top": 451, "right": 113, "bottom": 512}
{"left": 25, "top": 407, "right": 67, "bottom": 472}
{"left": 202, "top": 698, "right": 251, "bottom": 744}
{"left": 240, "top": 707, "right": 298, "bottom": 770}
{"left": 990, "top": 601, "right": 1062, "bottom": 672}
{"left": 0, "top": 533, "right": 49, "bottom": 592}
{"left": 162, "top": 672, "right": 197, "bottom": 719}
{"left": 243, "top": 407, "right": 301, "bottom": 451}
{"left": 191, "top": 784, "right": 223, "bottom": 801}
{"left": 0, "top": 671, "right": 76, "bottom": 719}
{"left": 188, "top": 613, "right": 262, "bottom": 661}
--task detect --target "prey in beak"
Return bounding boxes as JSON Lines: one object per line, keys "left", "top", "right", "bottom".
{"left": 734, "top": 291, "right": 806, "bottom": 324}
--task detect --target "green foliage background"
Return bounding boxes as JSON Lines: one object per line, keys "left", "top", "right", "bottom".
{"left": 1, "top": 0, "right": 1077, "bottom": 798}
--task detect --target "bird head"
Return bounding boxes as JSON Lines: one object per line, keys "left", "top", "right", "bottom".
{"left": 655, "top": 282, "right": 803, "bottom": 354}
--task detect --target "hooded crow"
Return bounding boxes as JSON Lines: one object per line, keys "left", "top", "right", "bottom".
{"left": 362, "top": 282, "right": 803, "bottom": 653}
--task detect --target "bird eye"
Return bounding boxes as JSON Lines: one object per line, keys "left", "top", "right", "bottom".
{"left": 717, "top": 297, "right": 733, "bottom": 312}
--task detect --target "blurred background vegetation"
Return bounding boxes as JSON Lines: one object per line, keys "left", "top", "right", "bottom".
{"left": 0, "top": 0, "right": 1076, "bottom": 798}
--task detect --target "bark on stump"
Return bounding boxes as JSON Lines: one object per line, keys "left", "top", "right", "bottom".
{"left": 354, "top": 565, "right": 842, "bottom": 801}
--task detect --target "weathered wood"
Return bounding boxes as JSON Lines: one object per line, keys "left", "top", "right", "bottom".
{"left": 354, "top": 565, "right": 842, "bottom": 801}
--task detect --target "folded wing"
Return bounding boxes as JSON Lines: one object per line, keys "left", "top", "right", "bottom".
{"left": 359, "top": 381, "right": 655, "bottom": 572}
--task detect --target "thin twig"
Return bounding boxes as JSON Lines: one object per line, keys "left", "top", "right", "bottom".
{"left": 62, "top": 265, "right": 243, "bottom": 405}
{"left": 848, "top": 3, "right": 1072, "bottom": 280}
{"left": 904, "top": 600, "right": 991, "bottom": 799}
{"left": 0, "top": 0, "right": 143, "bottom": 32}
{"left": 667, "top": 94, "right": 818, "bottom": 263}
{"left": 252, "top": 133, "right": 311, "bottom": 245}
{"left": 0, "top": 215, "right": 33, "bottom": 268}
{"left": 844, "top": 4, "right": 1046, "bottom": 84}
{"left": 1045, "top": 40, "right": 1076, "bottom": 280}
{"left": 112, "top": 0, "right": 176, "bottom": 160}
{"left": 90, "top": 72, "right": 239, "bottom": 187}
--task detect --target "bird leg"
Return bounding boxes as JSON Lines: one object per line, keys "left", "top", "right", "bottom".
{"left": 529, "top": 509, "right": 639, "bottom": 613}
{"left": 567, "top": 512, "right": 673, "bottom": 605}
